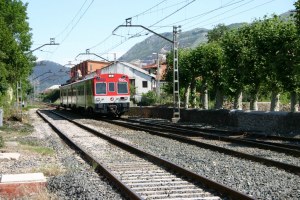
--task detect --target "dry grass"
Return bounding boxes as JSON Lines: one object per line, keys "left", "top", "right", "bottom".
{"left": 30, "top": 164, "right": 66, "bottom": 177}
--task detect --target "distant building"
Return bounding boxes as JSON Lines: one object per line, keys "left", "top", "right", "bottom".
{"left": 70, "top": 60, "right": 110, "bottom": 82}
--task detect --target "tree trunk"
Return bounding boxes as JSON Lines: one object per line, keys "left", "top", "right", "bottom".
{"left": 270, "top": 92, "right": 280, "bottom": 111}
{"left": 290, "top": 91, "right": 298, "bottom": 112}
{"left": 201, "top": 89, "right": 208, "bottom": 109}
{"left": 249, "top": 93, "right": 258, "bottom": 111}
{"left": 214, "top": 89, "right": 224, "bottom": 109}
{"left": 190, "top": 80, "right": 197, "bottom": 108}
{"left": 234, "top": 91, "right": 243, "bottom": 110}
{"left": 184, "top": 84, "right": 191, "bottom": 109}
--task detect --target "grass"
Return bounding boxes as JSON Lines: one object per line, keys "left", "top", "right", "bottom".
{"left": 0, "top": 121, "right": 34, "bottom": 138}
{"left": 0, "top": 135, "right": 3, "bottom": 148}
{"left": 20, "top": 141, "right": 55, "bottom": 156}
{"left": 30, "top": 164, "right": 66, "bottom": 177}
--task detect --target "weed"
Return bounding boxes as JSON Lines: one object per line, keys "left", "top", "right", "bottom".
{"left": 0, "top": 135, "right": 3, "bottom": 148}
{"left": 30, "top": 164, "right": 66, "bottom": 177}
{"left": 22, "top": 145, "right": 55, "bottom": 156}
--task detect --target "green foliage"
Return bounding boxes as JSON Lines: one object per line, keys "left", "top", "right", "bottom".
{"left": 163, "top": 14, "right": 299, "bottom": 110}
{"left": 20, "top": 140, "right": 54, "bottom": 156}
{"left": 0, "top": 136, "right": 3, "bottom": 148}
{"left": 42, "top": 89, "right": 60, "bottom": 103}
{"left": 207, "top": 24, "right": 229, "bottom": 43}
{"left": 139, "top": 91, "right": 158, "bottom": 106}
{"left": 0, "top": 0, "right": 35, "bottom": 109}
{"left": 130, "top": 84, "right": 136, "bottom": 98}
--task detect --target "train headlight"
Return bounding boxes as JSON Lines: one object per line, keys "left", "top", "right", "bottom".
{"left": 96, "top": 98, "right": 100, "bottom": 102}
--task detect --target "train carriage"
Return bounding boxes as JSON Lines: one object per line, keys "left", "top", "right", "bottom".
{"left": 60, "top": 73, "right": 130, "bottom": 117}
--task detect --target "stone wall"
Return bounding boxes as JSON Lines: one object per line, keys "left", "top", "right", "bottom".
{"left": 127, "top": 106, "right": 300, "bottom": 134}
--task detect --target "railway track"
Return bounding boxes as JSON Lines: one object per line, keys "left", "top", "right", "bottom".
{"left": 92, "top": 117, "right": 300, "bottom": 175}
{"left": 37, "top": 109, "right": 253, "bottom": 200}
{"left": 132, "top": 118, "right": 300, "bottom": 148}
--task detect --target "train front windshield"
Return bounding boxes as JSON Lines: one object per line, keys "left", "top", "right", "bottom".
{"left": 118, "top": 82, "right": 128, "bottom": 94}
{"left": 96, "top": 83, "right": 106, "bottom": 94}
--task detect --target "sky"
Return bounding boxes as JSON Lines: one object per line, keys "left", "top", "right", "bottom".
{"left": 22, "top": 0, "right": 296, "bottom": 66}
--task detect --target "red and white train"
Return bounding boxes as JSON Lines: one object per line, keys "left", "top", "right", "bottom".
{"left": 60, "top": 73, "right": 130, "bottom": 117}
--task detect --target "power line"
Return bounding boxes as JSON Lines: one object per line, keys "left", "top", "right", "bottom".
{"left": 185, "top": 0, "right": 274, "bottom": 29}
{"left": 88, "top": 0, "right": 169, "bottom": 50}
{"left": 164, "top": 0, "right": 249, "bottom": 26}
{"left": 47, "top": 0, "right": 95, "bottom": 61}
{"left": 54, "top": 0, "right": 89, "bottom": 39}
{"left": 60, "top": 0, "right": 94, "bottom": 44}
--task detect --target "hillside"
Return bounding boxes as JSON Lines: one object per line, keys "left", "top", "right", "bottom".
{"left": 119, "top": 28, "right": 209, "bottom": 62}
{"left": 30, "top": 60, "right": 69, "bottom": 92}
{"left": 119, "top": 11, "right": 293, "bottom": 63}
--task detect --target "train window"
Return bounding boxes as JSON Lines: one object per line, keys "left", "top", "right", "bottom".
{"left": 117, "top": 82, "right": 128, "bottom": 94}
{"left": 109, "top": 82, "right": 115, "bottom": 92}
{"left": 96, "top": 83, "right": 106, "bottom": 94}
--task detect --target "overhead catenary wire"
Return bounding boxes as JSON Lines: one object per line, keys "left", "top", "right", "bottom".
{"left": 54, "top": 0, "right": 89, "bottom": 39}
{"left": 81, "top": 0, "right": 282, "bottom": 63}
{"left": 185, "top": 0, "right": 275, "bottom": 29}
{"left": 90, "top": 0, "right": 197, "bottom": 55}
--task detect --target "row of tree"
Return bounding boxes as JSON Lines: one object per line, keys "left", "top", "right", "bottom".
{"left": 165, "top": 10, "right": 300, "bottom": 112}
{"left": 0, "top": 1, "right": 34, "bottom": 108}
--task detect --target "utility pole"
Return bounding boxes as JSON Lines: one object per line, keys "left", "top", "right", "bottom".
{"left": 113, "top": 21, "right": 181, "bottom": 122}
{"left": 15, "top": 38, "right": 59, "bottom": 119}
{"left": 172, "top": 26, "right": 180, "bottom": 122}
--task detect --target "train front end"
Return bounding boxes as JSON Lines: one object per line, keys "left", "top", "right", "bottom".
{"left": 93, "top": 73, "right": 130, "bottom": 117}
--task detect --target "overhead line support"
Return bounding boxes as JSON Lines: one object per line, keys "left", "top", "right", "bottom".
{"left": 112, "top": 23, "right": 181, "bottom": 122}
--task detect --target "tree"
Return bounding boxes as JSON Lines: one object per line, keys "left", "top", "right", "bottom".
{"left": 253, "top": 16, "right": 299, "bottom": 111}
{"left": 221, "top": 29, "right": 246, "bottom": 110}
{"left": 165, "top": 49, "right": 195, "bottom": 108}
{"left": 0, "top": 0, "right": 34, "bottom": 107}
{"left": 207, "top": 24, "right": 229, "bottom": 43}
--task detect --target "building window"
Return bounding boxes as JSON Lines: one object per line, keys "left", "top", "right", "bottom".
{"left": 142, "top": 81, "right": 148, "bottom": 88}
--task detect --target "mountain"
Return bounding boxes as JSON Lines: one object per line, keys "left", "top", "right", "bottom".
{"left": 119, "top": 28, "right": 209, "bottom": 62}
{"left": 30, "top": 60, "right": 70, "bottom": 92}
{"left": 119, "top": 11, "right": 292, "bottom": 63}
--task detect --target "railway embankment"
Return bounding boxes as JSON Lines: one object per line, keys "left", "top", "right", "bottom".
{"left": 128, "top": 106, "right": 300, "bottom": 135}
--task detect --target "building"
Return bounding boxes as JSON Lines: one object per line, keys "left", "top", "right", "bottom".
{"left": 98, "top": 61, "right": 156, "bottom": 102}
{"left": 70, "top": 60, "right": 110, "bottom": 82}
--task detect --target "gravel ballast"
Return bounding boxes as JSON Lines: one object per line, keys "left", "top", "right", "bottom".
{"left": 0, "top": 109, "right": 125, "bottom": 200}
{"left": 77, "top": 116, "right": 300, "bottom": 200}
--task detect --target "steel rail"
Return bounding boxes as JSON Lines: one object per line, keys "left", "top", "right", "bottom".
{"left": 37, "top": 110, "right": 143, "bottom": 200}
{"left": 102, "top": 118, "right": 300, "bottom": 176}
{"left": 46, "top": 110, "right": 255, "bottom": 200}
{"left": 135, "top": 119, "right": 300, "bottom": 143}
{"left": 123, "top": 118, "right": 300, "bottom": 158}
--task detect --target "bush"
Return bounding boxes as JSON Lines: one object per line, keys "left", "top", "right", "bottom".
{"left": 139, "top": 91, "right": 158, "bottom": 106}
{"left": 42, "top": 89, "right": 60, "bottom": 103}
